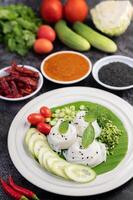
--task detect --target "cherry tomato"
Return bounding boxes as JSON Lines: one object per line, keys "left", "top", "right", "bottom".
{"left": 27, "top": 113, "right": 45, "bottom": 125}
{"left": 40, "top": 106, "right": 52, "bottom": 118}
{"left": 37, "top": 122, "right": 51, "bottom": 135}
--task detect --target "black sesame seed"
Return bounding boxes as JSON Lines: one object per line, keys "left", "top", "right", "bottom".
{"left": 72, "top": 157, "right": 74, "bottom": 159}
{"left": 87, "top": 157, "right": 89, "bottom": 159}
{"left": 98, "top": 62, "right": 133, "bottom": 87}
{"left": 82, "top": 157, "right": 84, "bottom": 159}
{"left": 96, "top": 152, "right": 98, "bottom": 154}
{"left": 65, "top": 138, "right": 67, "bottom": 140}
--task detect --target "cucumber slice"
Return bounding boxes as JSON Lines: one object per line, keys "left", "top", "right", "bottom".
{"left": 46, "top": 157, "right": 60, "bottom": 173}
{"left": 42, "top": 151, "right": 56, "bottom": 172}
{"left": 52, "top": 160, "right": 69, "bottom": 179}
{"left": 33, "top": 140, "right": 46, "bottom": 158}
{"left": 38, "top": 147, "right": 46, "bottom": 166}
{"left": 28, "top": 133, "right": 45, "bottom": 155}
{"left": 64, "top": 164, "right": 96, "bottom": 183}
{"left": 25, "top": 128, "right": 37, "bottom": 145}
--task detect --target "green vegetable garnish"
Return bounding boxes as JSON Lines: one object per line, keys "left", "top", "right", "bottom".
{"left": 51, "top": 106, "right": 77, "bottom": 123}
{"left": 0, "top": 4, "right": 42, "bottom": 55}
{"left": 82, "top": 123, "right": 95, "bottom": 148}
{"left": 97, "top": 117, "right": 122, "bottom": 154}
{"left": 59, "top": 121, "right": 69, "bottom": 134}
{"left": 84, "top": 113, "right": 96, "bottom": 123}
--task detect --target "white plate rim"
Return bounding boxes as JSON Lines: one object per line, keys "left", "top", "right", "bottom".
{"left": 7, "top": 87, "right": 133, "bottom": 196}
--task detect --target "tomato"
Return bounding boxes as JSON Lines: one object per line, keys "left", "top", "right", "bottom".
{"left": 64, "top": 0, "right": 89, "bottom": 23}
{"left": 37, "top": 122, "right": 51, "bottom": 134}
{"left": 37, "top": 25, "right": 56, "bottom": 42}
{"left": 27, "top": 113, "right": 45, "bottom": 125}
{"left": 34, "top": 39, "right": 53, "bottom": 54}
{"left": 40, "top": 0, "right": 63, "bottom": 23}
{"left": 40, "top": 106, "right": 52, "bottom": 118}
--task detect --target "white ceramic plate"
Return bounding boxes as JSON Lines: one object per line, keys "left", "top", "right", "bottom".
{"left": 0, "top": 65, "right": 43, "bottom": 101}
{"left": 8, "top": 87, "right": 133, "bottom": 196}
{"left": 92, "top": 55, "right": 133, "bottom": 90}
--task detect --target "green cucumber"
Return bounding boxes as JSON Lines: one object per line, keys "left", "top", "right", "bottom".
{"left": 64, "top": 164, "right": 96, "bottom": 183}
{"left": 55, "top": 20, "right": 90, "bottom": 51}
{"left": 33, "top": 140, "right": 47, "bottom": 158}
{"left": 46, "top": 157, "right": 59, "bottom": 173}
{"left": 38, "top": 147, "right": 46, "bottom": 166}
{"left": 51, "top": 160, "right": 69, "bottom": 179}
{"left": 25, "top": 128, "right": 37, "bottom": 146}
{"left": 73, "top": 22, "right": 117, "bottom": 53}
{"left": 28, "top": 134, "right": 45, "bottom": 155}
{"left": 42, "top": 151, "right": 56, "bottom": 172}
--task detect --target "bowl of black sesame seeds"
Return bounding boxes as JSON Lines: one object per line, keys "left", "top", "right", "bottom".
{"left": 92, "top": 55, "right": 133, "bottom": 90}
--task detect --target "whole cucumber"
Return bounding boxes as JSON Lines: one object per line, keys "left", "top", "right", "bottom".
{"left": 55, "top": 20, "right": 90, "bottom": 51}
{"left": 73, "top": 22, "right": 117, "bottom": 53}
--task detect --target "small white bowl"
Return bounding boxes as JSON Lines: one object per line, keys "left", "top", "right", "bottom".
{"left": 92, "top": 55, "right": 133, "bottom": 90}
{"left": 40, "top": 51, "right": 92, "bottom": 84}
{"left": 0, "top": 65, "right": 43, "bottom": 101}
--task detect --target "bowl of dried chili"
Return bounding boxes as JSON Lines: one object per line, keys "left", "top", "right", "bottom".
{"left": 0, "top": 63, "right": 44, "bottom": 101}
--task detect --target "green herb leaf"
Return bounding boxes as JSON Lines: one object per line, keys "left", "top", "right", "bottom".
{"left": 84, "top": 113, "right": 96, "bottom": 123}
{"left": 59, "top": 121, "right": 69, "bottom": 134}
{"left": 82, "top": 123, "right": 95, "bottom": 148}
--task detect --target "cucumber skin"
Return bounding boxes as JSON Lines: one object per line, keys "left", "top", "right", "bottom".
{"left": 55, "top": 20, "right": 91, "bottom": 51}
{"left": 73, "top": 22, "right": 117, "bottom": 53}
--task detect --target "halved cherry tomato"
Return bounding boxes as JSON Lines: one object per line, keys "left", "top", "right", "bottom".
{"left": 27, "top": 113, "right": 45, "bottom": 125}
{"left": 40, "top": 106, "right": 52, "bottom": 118}
{"left": 37, "top": 122, "right": 51, "bottom": 135}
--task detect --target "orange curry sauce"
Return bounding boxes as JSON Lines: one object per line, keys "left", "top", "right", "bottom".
{"left": 44, "top": 53, "right": 90, "bottom": 82}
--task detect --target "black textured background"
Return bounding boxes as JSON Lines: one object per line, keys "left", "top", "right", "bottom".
{"left": 0, "top": 0, "right": 133, "bottom": 199}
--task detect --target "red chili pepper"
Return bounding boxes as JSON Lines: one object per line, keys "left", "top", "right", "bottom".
{"left": 0, "top": 178, "right": 29, "bottom": 200}
{"left": 9, "top": 176, "right": 40, "bottom": 200}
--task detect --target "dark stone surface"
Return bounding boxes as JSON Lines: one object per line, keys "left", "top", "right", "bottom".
{"left": 0, "top": 0, "right": 133, "bottom": 199}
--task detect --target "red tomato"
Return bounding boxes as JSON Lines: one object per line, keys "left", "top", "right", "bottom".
{"left": 27, "top": 113, "right": 45, "bottom": 125}
{"left": 64, "top": 0, "right": 89, "bottom": 23}
{"left": 40, "top": 106, "right": 52, "bottom": 118}
{"left": 37, "top": 25, "right": 56, "bottom": 42}
{"left": 34, "top": 39, "right": 53, "bottom": 54}
{"left": 40, "top": 0, "right": 63, "bottom": 23}
{"left": 37, "top": 122, "right": 51, "bottom": 134}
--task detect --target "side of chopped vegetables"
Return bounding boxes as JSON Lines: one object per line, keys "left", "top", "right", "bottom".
{"left": 97, "top": 117, "right": 122, "bottom": 154}
{"left": 0, "top": 4, "right": 42, "bottom": 55}
{"left": 50, "top": 105, "right": 77, "bottom": 125}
